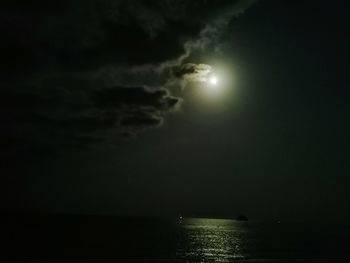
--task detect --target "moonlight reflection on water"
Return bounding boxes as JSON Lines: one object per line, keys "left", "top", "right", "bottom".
{"left": 177, "top": 218, "right": 246, "bottom": 262}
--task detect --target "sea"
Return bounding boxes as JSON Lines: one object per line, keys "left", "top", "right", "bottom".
{"left": 2, "top": 214, "right": 350, "bottom": 262}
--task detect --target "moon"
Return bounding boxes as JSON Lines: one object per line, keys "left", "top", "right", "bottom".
{"left": 209, "top": 76, "right": 218, "bottom": 86}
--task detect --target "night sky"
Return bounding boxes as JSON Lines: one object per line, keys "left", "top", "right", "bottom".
{"left": 1, "top": 0, "right": 349, "bottom": 222}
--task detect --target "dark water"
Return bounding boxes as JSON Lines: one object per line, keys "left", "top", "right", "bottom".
{"left": 2, "top": 215, "right": 350, "bottom": 262}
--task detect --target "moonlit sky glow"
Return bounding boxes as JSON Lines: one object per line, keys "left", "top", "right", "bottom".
{"left": 1, "top": 0, "right": 349, "bottom": 223}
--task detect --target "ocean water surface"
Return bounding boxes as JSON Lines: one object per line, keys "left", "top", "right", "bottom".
{"left": 3, "top": 215, "right": 350, "bottom": 262}
{"left": 177, "top": 218, "right": 350, "bottom": 262}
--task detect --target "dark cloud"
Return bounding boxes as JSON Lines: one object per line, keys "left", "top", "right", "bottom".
{"left": 173, "top": 63, "right": 212, "bottom": 83}
{"left": 0, "top": 0, "right": 257, "bottom": 155}
{"left": 121, "top": 114, "right": 163, "bottom": 128}
{"left": 91, "top": 86, "right": 182, "bottom": 134}
{"left": 1, "top": 85, "right": 181, "bottom": 157}
{"left": 92, "top": 86, "right": 180, "bottom": 111}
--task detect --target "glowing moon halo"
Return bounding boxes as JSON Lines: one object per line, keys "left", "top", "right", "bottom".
{"left": 209, "top": 76, "right": 218, "bottom": 85}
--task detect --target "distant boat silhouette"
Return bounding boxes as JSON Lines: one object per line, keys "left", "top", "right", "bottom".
{"left": 236, "top": 215, "right": 248, "bottom": 221}
{"left": 178, "top": 214, "right": 183, "bottom": 224}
